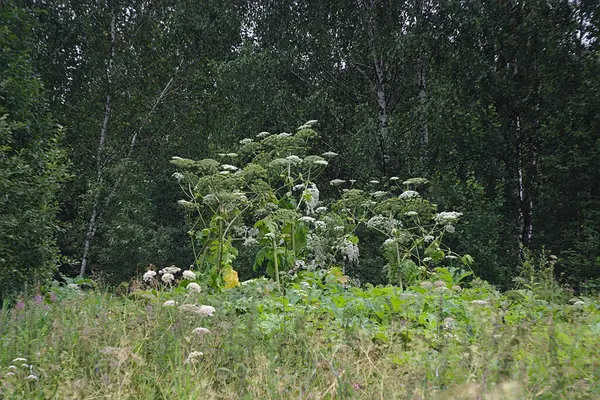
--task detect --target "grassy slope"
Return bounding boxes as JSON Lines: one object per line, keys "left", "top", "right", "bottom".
{"left": 1, "top": 275, "right": 599, "bottom": 399}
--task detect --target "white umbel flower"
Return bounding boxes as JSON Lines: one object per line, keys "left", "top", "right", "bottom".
{"left": 187, "top": 282, "right": 202, "bottom": 293}
{"left": 161, "top": 273, "right": 175, "bottom": 284}
{"left": 221, "top": 164, "right": 238, "bottom": 171}
{"left": 182, "top": 270, "right": 196, "bottom": 280}
{"left": 192, "top": 327, "right": 211, "bottom": 335}
{"left": 185, "top": 351, "right": 204, "bottom": 364}
{"left": 160, "top": 266, "right": 181, "bottom": 275}
{"left": 163, "top": 300, "right": 177, "bottom": 307}
{"left": 399, "top": 190, "right": 420, "bottom": 199}
{"left": 143, "top": 270, "right": 157, "bottom": 282}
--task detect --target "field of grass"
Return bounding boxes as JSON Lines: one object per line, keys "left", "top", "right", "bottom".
{"left": 1, "top": 269, "right": 599, "bottom": 399}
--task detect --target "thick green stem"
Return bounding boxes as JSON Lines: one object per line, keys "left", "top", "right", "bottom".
{"left": 217, "top": 217, "right": 224, "bottom": 273}
{"left": 396, "top": 242, "right": 403, "bottom": 291}
{"left": 272, "top": 237, "right": 281, "bottom": 292}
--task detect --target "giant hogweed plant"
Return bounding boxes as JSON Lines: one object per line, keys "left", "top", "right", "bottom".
{"left": 172, "top": 121, "right": 472, "bottom": 289}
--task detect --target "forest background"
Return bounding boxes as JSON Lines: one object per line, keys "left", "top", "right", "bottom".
{"left": 1, "top": 0, "right": 600, "bottom": 299}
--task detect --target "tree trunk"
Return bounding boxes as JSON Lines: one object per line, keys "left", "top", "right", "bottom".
{"left": 80, "top": 12, "right": 116, "bottom": 277}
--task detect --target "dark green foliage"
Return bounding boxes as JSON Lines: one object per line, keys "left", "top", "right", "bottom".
{"left": 0, "top": 4, "right": 69, "bottom": 300}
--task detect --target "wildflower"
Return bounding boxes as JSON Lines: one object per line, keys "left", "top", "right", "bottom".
{"left": 286, "top": 155, "right": 302, "bottom": 164}
{"left": 435, "top": 286, "right": 449, "bottom": 293}
{"left": 217, "top": 153, "right": 226, "bottom": 157}
{"left": 243, "top": 237, "right": 258, "bottom": 247}
{"left": 339, "top": 238, "right": 360, "bottom": 264}
{"left": 143, "top": 270, "right": 157, "bottom": 282}
{"left": 452, "top": 285, "right": 462, "bottom": 291}
{"left": 8, "top": 365, "right": 17, "bottom": 371}
{"left": 372, "top": 190, "right": 387, "bottom": 198}
{"left": 382, "top": 238, "right": 396, "bottom": 247}
{"left": 278, "top": 132, "right": 292, "bottom": 138}
{"left": 264, "top": 232, "right": 276, "bottom": 240}
{"left": 445, "top": 255, "right": 458, "bottom": 260}
{"left": 182, "top": 270, "right": 196, "bottom": 280}
{"left": 12, "top": 358, "right": 26, "bottom": 363}
{"left": 399, "top": 190, "right": 420, "bottom": 199}
{"left": 349, "top": 179, "right": 357, "bottom": 184}
{"left": 161, "top": 273, "right": 175, "bottom": 284}
{"left": 239, "top": 138, "right": 253, "bottom": 145}
{"left": 256, "top": 131, "right": 271, "bottom": 138}
{"left": 573, "top": 300, "right": 585, "bottom": 306}
{"left": 442, "top": 317, "right": 456, "bottom": 330}
{"left": 199, "top": 305, "right": 216, "bottom": 316}
{"left": 402, "top": 177, "right": 429, "bottom": 186}
{"left": 314, "top": 220, "right": 326, "bottom": 229}
{"left": 163, "top": 300, "right": 177, "bottom": 307}
{"left": 314, "top": 159, "right": 328, "bottom": 166}
{"left": 299, "top": 216, "right": 316, "bottom": 224}
{"left": 333, "top": 226, "right": 344, "bottom": 231}
{"left": 304, "top": 119, "right": 318, "bottom": 126}
{"left": 49, "top": 292, "right": 58, "bottom": 302}
{"left": 185, "top": 351, "right": 204, "bottom": 364}
{"left": 424, "top": 235, "right": 435, "bottom": 242}
{"left": 420, "top": 281, "right": 433, "bottom": 289}
{"left": 160, "top": 266, "right": 181, "bottom": 274}
{"left": 226, "top": 153, "right": 238, "bottom": 157}
{"left": 369, "top": 180, "right": 379, "bottom": 184}
{"left": 405, "top": 211, "right": 418, "bottom": 217}
{"left": 389, "top": 176, "right": 400, "bottom": 181}
{"left": 187, "top": 283, "right": 202, "bottom": 293}
{"left": 293, "top": 183, "right": 304, "bottom": 191}
{"left": 322, "top": 151, "right": 338, "bottom": 157}
{"left": 445, "top": 225, "right": 456, "bottom": 233}
{"left": 221, "top": 164, "right": 238, "bottom": 171}
{"left": 26, "top": 374, "right": 39, "bottom": 381}
{"left": 434, "top": 280, "right": 446, "bottom": 287}
{"left": 330, "top": 179, "right": 346, "bottom": 186}
{"left": 434, "top": 211, "right": 463, "bottom": 224}
{"left": 304, "top": 184, "right": 320, "bottom": 214}
{"left": 470, "top": 300, "right": 489, "bottom": 306}
{"left": 401, "top": 293, "right": 418, "bottom": 298}
{"left": 219, "top": 170, "right": 230, "bottom": 175}
{"left": 172, "top": 172, "right": 184, "bottom": 181}
{"left": 34, "top": 294, "right": 43, "bottom": 304}
{"left": 67, "top": 283, "right": 79, "bottom": 290}
{"left": 192, "top": 327, "right": 211, "bottom": 336}
{"left": 422, "top": 257, "right": 432, "bottom": 262}
{"left": 6, "top": 372, "right": 15, "bottom": 377}
{"left": 315, "top": 206, "right": 328, "bottom": 213}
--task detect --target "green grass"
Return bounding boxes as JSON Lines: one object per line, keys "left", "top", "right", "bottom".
{"left": 1, "top": 272, "right": 599, "bottom": 399}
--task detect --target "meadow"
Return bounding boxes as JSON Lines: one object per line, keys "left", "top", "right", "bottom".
{"left": 1, "top": 268, "right": 598, "bottom": 399}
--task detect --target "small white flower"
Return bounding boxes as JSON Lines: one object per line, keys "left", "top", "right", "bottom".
{"left": 369, "top": 180, "right": 379, "bottom": 184}
{"left": 434, "top": 280, "right": 446, "bottom": 287}
{"left": 405, "top": 211, "right": 418, "bottom": 217}
{"left": 163, "top": 300, "right": 177, "bottom": 307}
{"left": 452, "top": 285, "right": 462, "bottom": 291}
{"left": 292, "top": 183, "right": 304, "bottom": 191}
{"left": 6, "top": 372, "right": 14, "bottom": 377}
{"left": 26, "top": 374, "right": 39, "bottom": 381}
{"left": 172, "top": 172, "right": 184, "bottom": 181}
{"left": 333, "top": 225, "right": 344, "bottom": 231}
{"left": 470, "top": 300, "right": 489, "bottom": 306}
{"left": 8, "top": 365, "right": 17, "bottom": 371}
{"left": 383, "top": 238, "right": 396, "bottom": 247}
{"left": 315, "top": 206, "right": 328, "bottom": 213}
{"left": 424, "top": 235, "right": 435, "bottom": 243}
{"left": 256, "top": 131, "right": 271, "bottom": 138}
{"left": 322, "top": 151, "right": 338, "bottom": 157}
{"left": 573, "top": 300, "right": 585, "bottom": 306}
{"left": 219, "top": 170, "right": 231, "bottom": 175}
{"left": 198, "top": 305, "right": 216, "bottom": 316}
{"left": 435, "top": 286, "right": 449, "bottom": 292}
{"left": 187, "top": 282, "right": 202, "bottom": 293}
{"left": 445, "top": 225, "right": 456, "bottom": 233}
{"left": 239, "top": 138, "right": 253, "bottom": 145}
{"left": 161, "top": 273, "right": 175, "bottom": 284}
{"left": 314, "top": 220, "right": 326, "bottom": 229}
{"left": 442, "top": 317, "right": 456, "bottom": 329}
{"left": 330, "top": 179, "right": 346, "bottom": 186}
{"left": 372, "top": 190, "right": 387, "bottom": 198}
{"left": 264, "top": 232, "right": 276, "bottom": 240}
{"left": 226, "top": 153, "right": 238, "bottom": 157}
{"left": 389, "top": 176, "right": 400, "bottom": 181}
{"left": 182, "top": 270, "right": 196, "bottom": 280}
{"left": 349, "top": 179, "right": 357, "bottom": 184}
{"left": 67, "top": 283, "right": 79, "bottom": 290}
{"left": 185, "top": 351, "right": 204, "bottom": 364}
{"left": 160, "top": 266, "right": 181, "bottom": 274}
{"left": 278, "top": 132, "right": 292, "bottom": 138}
{"left": 221, "top": 164, "right": 238, "bottom": 171}
{"left": 399, "top": 190, "right": 420, "bottom": 199}
{"left": 143, "top": 270, "right": 157, "bottom": 282}
{"left": 434, "top": 211, "right": 463, "bottom": 224}
{"left": 299, "top": 216, "right": 316, "bottom": 224}
{"left": 286, "top": 155, "right": 302, "bottom": 164}
{"left": 243, "top": 237, "right": 258, "bottom": 247}
{"left": 314, "top": 159, "right": 328, "bottom": 166}
{"left": 422, "top": 257, "right": 433, "bottom": 262}
{"left": 305, "top": 119, "right": 318, "bottom": 126}
{"left": 445, "top": 255, "right": 458, "bottom": 260}
{"left": 420, "top": 281, "right": 433, "bottom": 288}
{"left": 192, "top": 327, "right": 211, "bottom": 335}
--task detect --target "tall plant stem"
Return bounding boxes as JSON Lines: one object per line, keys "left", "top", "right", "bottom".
{"left": 272, "top": 238, "right": 281, "bottom": 292}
